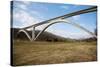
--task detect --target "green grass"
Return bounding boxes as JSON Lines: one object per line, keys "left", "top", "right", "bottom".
{"left": 12, "top": 40, "right": 97, "bottom": 66}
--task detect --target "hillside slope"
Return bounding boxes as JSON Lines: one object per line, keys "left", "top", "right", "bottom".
{"left": 11, "top": 28, "right": 69, "bottom": 41}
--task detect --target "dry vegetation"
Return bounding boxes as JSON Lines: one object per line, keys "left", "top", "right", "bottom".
{"left": 12, "top": 40, "right": 97, "bottom": 66}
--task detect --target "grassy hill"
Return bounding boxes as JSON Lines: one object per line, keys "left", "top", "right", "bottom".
{"left": 11, "top": 28, "right": 71, "bottom": 42}
{"left": 11, "top": 28, "right": 97, "bottom": 42}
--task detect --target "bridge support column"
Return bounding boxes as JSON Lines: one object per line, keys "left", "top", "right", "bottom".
{"left": 31, "top": 26, "right": 35, "bottom": 41}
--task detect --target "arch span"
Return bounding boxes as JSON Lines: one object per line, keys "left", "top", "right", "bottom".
{"left": 34, "top": 20, "right": 96, "bottom": 40}
{"left": 16, "top": 6, "right": 97, "bottom": 41}
{"left": 17, "top": 29, "right": 32, "bottom": 41}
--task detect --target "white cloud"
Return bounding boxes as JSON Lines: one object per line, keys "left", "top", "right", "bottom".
{"left": 13, "top": 1, "right": 45, "bottom": 28}
{"left": 18, "top": 4, "right": 27, "bottom": 10}
{"left": 30, "top": 11, "right": 45, "bottom": 20}
{"left": 22, "top": 1, "right": 31, "bottom": 5}
{"left": 60, "top": 5, "right": 69, "bottom": 10}
{"left": 71, "top": 15, "right": 81, "bottom": 21}
{"left": 13, "top": 10, "right": 39, "bottom": 28}
{"left": 14, "top": 1, "right": 31, "bottom": 10}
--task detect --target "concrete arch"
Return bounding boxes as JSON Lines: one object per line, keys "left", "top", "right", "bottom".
{"left": 34, "top": 20, "right": 96, "bottom": 40}
{"left": 17, "top": 29, "right": 32, "bottom": 41}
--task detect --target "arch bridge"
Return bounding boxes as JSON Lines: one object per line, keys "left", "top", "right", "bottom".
{"left": 17, "top": 6, "right": 97, "bottom": 41}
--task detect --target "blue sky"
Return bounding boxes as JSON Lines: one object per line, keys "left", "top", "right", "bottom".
{"left": 12, "top": 1, "right": 97, "bottom": 39}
